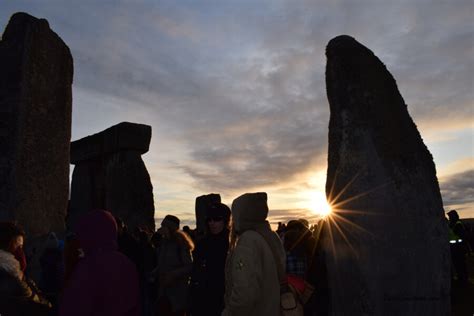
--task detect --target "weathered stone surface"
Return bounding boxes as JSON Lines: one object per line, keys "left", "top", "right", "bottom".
{"left": 0, "top": 12, "right": 73, "bottom": 236}
{"left": 70, "top": 122, "right": 151, "bottom": 164}
{"left": 324, "top": 35, "right": 450, "bottom": 315}
{"left": 195, "top": 193, "right": 221, "bottom": 233}
{"left": 68, "top": 122, "right": 155, "bottom": 231}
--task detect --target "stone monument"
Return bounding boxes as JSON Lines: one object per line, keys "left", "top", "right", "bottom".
{"left": 68, "top": 122, "right": 155, "bottom": 231}
{"left": 324, "top": 35, "right": 450, "bottom": 315}
{"left": 0, "top": 12, "right": 73, "bottom": 236}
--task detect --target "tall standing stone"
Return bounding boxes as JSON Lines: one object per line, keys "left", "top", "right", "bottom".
{"left": 0, "top": 12, "right": 73, "bottom": 236}
{"left": 69, "top": 122, "right": 155, "bottom": 231}
{"left": 325, "top": 35, "right": 450, "bottom": 315}
{"left": 195, "top": 193, "right": 221, "bottom": 233}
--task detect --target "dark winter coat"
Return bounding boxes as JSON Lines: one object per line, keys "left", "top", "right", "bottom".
{"left": 39, "top": 247, "right": 64, "bottom": 295}
{"left": 190, "top": 229, "right": 229, "bottom": 316}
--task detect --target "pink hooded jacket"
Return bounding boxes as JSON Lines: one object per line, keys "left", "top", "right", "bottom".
{"left": 59, "top": 210, "right": 140, "bottom": 316}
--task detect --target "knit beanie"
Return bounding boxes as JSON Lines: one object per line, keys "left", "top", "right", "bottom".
{"left": 207, "top": 203, "right": 231, "bottom": 222}
{"left": 161, "top": 215, "right": 180, "bottom": 231}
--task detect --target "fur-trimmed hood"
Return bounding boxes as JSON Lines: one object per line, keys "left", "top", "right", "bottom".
{"left": 0, "top": 249, "right": 22, "bottom": 280}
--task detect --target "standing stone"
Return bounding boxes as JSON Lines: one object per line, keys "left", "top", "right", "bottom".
{"left": 0, "top": 12, "right": 73, "bottom": 236}
{"left": 68, "top": 122, "right": 154, "bottom": 231}
{"left": 195, "top": 193, "right": 221, "bottom": 233}
{"left": 324, "top": 35, "right": 450, "bottom": 315}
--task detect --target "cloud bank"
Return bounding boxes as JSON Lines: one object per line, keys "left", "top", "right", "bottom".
{"left": 1, "top": 1, "right": 472, "bottom": 220}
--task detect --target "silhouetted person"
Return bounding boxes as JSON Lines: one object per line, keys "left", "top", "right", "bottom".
{"left": 63, "top": 232, "right": 82, "bottom": 285}
{"left": 284, "top": 229, "right": 307, "bottom": 278}
{"left": 284, "top": 219, "right": 319, "bottom": 315}
{"left": 39, "top": 232, "right": 64, "bottom": 309}
{"left": 286, "top": 221, "right": 317, "bottom": 277}
{"left": 151, "top": 215, "right": 194, "bottom": 316}
{"left": 59, "top": 210, "right": 140, "bottom": 316}
{"left": 190, "top": 203, "right": 231, "bottom": 316}
{"left": 138, "top": 230, "right": 157, "bottom": 316}
{"left": 448, "top": 210, "right": 469, "bottom": 284}
{"left": 222, "top": 193, "right": 284, "bottom": 316}
{"left": 276, "top": 222, "right": 286, "bottom": 237}
{"left": 115, "top": 217, "right": 142, "bottom": 270}
{"left": 0, "top": 222, "right": 51, "bottom": 316}
{"left": 151, "top": 231, "right": 163, "bottom": 249}
{"left": 182, "top": 226, "right": 194, "bottom": 241}
{"left": 310, "top": 219, "right": 330, "bottom": 316}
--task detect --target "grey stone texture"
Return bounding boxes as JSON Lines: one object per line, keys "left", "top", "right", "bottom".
{"left": 324, "top": 35, "right": 450, "bottom": 315}
{"left": 195, "top": 193, "right": 221, "bottom": 233}
{"left": 0, "top": 12, "right": 73, "bottom": 236}
{"left": 68, "top": 122, "right": 155, "bottom": 231}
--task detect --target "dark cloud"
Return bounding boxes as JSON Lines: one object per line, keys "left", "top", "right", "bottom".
{"left": 440, "top": 169, "right": 474, "bottom": 208}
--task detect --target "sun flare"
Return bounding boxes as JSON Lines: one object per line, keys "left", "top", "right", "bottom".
{"left": 309, "top": 191, "right": 332, "bottom": 217}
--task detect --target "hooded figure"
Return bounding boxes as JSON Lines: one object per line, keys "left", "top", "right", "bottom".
{"left": 190, "top": 203, "right": 231, "bottom": 316}
{"left": 59, "top": 210, "right": 140, "bottom": 316}
{"left": 222, "top": 193, "right": 285, "bottom": 316}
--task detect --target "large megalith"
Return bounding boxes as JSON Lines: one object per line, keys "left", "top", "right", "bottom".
{"left": 324, "top": 35, "right": 450, "bottom": 315}
{"left": 0, "top": 12, "right": 73, "bottom": 236}
{"left": 68, "top": 122, "right": 155, "bottom": 231}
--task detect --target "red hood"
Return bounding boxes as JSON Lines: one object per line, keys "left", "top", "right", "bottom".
{"left": 75, "top": 210, "right": 118, "bottom": 255}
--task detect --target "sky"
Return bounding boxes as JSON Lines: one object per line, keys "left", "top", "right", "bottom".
{"left": 1, "top": 1, "right": 473, "bottom": 226}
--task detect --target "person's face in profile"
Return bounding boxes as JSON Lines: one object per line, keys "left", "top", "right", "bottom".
{"left": 9, "top": 235, "right": 24, "bottom": 253}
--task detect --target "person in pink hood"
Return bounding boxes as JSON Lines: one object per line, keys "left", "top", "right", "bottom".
{"left": 59, "top": 210, "right": 140, "bottom": 316}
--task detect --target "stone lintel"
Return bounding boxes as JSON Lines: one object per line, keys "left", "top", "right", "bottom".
{"left": 71, "top": 122, "right": 151, "bottom": 164}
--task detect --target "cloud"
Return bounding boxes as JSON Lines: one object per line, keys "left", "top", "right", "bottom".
{"left": 440, "top": 169, "right": 474, "bottom": 208}
{"left": 1, "top": 1, "right": 472, "bottom": 219}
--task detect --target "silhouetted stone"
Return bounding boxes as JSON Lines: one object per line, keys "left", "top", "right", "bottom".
{"left": 325, "top": 35, "right": 450, "bottom": 315}
{"left": 70, "top": 122, "right": 151, "bottom": 164}
{"left": 195, "top": 193, "right": 221, "bottom": 233}
{"left": 0, "top": 12, "right": 73, "bottom": 236}
{"left": 68, "top": 122, "right": 154, "bottom": 231}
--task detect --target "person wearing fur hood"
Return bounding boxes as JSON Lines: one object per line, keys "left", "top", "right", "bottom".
{"left": 222, "top": 192, "right": 285, "bottom": 316}
{"left": 152, "top": 214, "right": 194, "bottom": 316}
{"left": 0, "top": 222, "right": 51, "bottom": 316}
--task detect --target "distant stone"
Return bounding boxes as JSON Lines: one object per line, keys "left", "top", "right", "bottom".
{"left": 68, "top": 122, "right": 154, "bottom": 231}
{"left": 0, "top": 12, "right": 73, "bottom": 236}
{"left": 195, "top": 193, "right": 221, "bottom": 233}
{"left": 325, "top": 35, "right": 450, "bottom": 315}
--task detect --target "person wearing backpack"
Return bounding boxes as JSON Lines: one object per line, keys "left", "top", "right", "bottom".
{"left": 222, "top": 192, "right": 285, "bottom": 316}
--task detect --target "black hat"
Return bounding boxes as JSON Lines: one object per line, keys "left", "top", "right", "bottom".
{"left": 161, "top": 215, "right": 180, "bottom": 231}
{"left": 447, "top": 210, "right": 459, "bottom": 219}
{"left": 207, "top": 203, "right": 231, "bottom": 221}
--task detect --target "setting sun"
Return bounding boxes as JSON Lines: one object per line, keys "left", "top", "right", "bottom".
{"left": 309, "top": 191, "right": 332, "bottom": 217}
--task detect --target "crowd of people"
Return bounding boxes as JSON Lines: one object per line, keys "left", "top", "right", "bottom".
{"left": 0, "top": 193, "right": 472, "bottom": 316}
